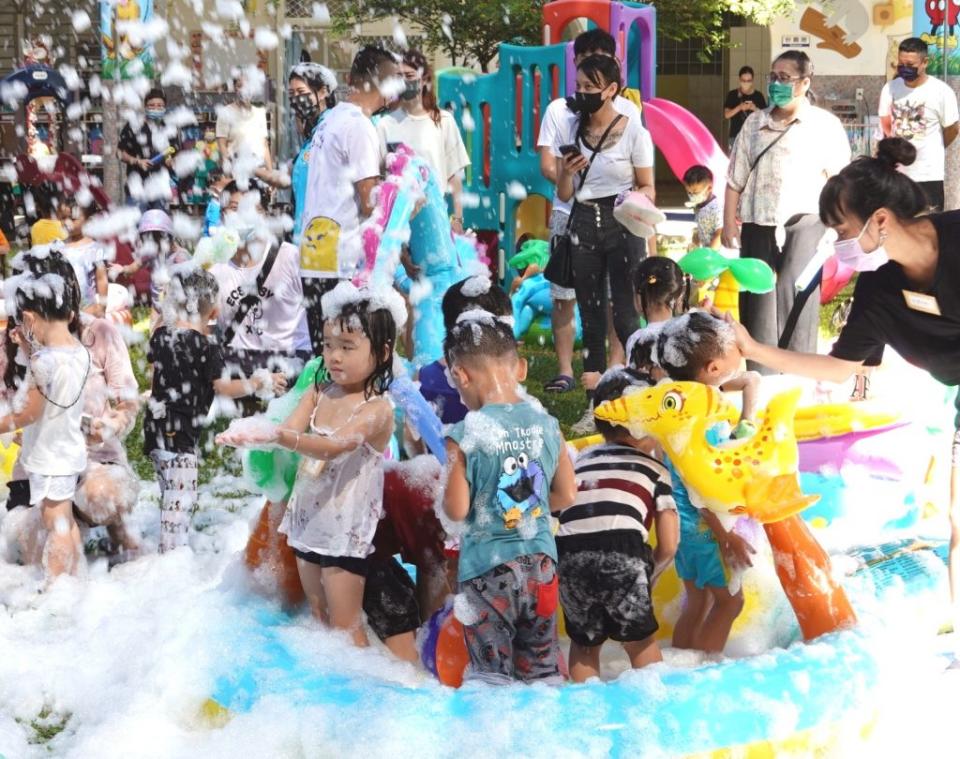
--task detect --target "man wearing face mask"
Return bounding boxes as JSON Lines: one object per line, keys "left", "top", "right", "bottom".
{"left": 288, "top": 62, "right": 338, "bottom": 245}
{"left": 210, "top": 180, "right": 310, "bottom": 391}
{"left": 118, "top": 88, "right": 182, "bottom": 211}
{"left": 299, "top": 46, "right": 401, "bottom": 354}
{"left": 722, "top": 51, "right": 850, "bottom": 370}
{"left": 723, "top": 66, "right": 767, "bottom": 148}
{"left": 879, "top": 37, "right": 959, "bottom": 212}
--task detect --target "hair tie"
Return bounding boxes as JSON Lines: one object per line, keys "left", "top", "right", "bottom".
{"left": 648, "top": 275, "right": 657, "bottom": 284}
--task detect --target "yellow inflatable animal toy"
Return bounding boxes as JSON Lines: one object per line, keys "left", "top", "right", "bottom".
{"left": 594, "top": 382, "right": 858, "bottom": 641}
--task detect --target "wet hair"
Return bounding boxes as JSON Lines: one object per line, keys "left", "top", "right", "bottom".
{"left": 168, "top": 268, "right": 219, "bottom": 320}
{"left": 899, "top": 37, "right": 929, "bottom": 59}
{"left": 593, "top": 367, "right": 654, "bottom": 438}
{"left": 773, "top": 50, "right": 813, "bottom": 78}
{"left": 12, "top": 248, "right": 83, "bottom": 337}
{"left": 819, "top": 137, "right": 927, "bottom": 227}
{"left": 738, "top": 66, "right": 755, "bottom": 78}
{"left": 349, "top": 46, "right": 396, "bottom": 88}
{"left": 628, "top": 327, "right": 659, "bottom": 374}
{"left": 574, "top": 29, "right": 616, "bottom": 58}
{"left": 655, "top": 311, "right": 735, "bottom": 381}
{"left": 29, "top": 182, "right": 60, "bottom": 221}
{"left": 441, "top": 277, "right": 512, "bottom": 332}
{"left": 2, "top": 318, "right": 25, "bottom": 391}
{"left": 145, "top": 87, "right": 166, "bottom": 105}
{"left": 682, "top": 165, "right": 713, "bottom": 186}
{"left": 634, "top": 257, "right": 690, "bottom": 324}
{"left": 288, "top": 63, "right": 337, "bottom": 109}
{"left": 577, "top": 54, "right": 622, "bottom": 94}
{"left": 443, "top": 314, "right": 518, "bottom": 369}
{"left": 403, "top": 49, "right": 440, "bottom": 126}
{"left": 223, "top": 178, "right": 269, "bottom": 209}
{"left": 321, "top": 299, "right": 396, "bottom": 399}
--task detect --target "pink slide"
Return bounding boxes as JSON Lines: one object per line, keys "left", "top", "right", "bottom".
{"left": 643, "top": 97, "right": 728, "bottom": 194}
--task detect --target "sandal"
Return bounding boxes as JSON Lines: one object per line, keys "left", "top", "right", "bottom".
{"left": 544, "top": 375, "right": 575, "bottom": 393}
{"left": 850, "top": 374, "right": 870, "bottom": 402}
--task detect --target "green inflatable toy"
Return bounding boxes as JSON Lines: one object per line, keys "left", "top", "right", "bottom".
{"left": 678, "top": 247, "right": 775, "bottom": 294}
{"left": 508, "top": 239, "right": 550, "bottom": 272}
{"left": 243, "top": 356, "right": 327, "bottom": 502}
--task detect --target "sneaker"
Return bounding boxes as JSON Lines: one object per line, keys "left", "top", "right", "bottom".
{"left": 570, "top": 403, "right": 597, "bottom": 437}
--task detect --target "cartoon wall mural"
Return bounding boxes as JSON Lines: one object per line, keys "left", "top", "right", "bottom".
{"left": 770, "top": 1, "right": 912, "bottom": 75}
{"left": 914, "top": 0, "right": 960, "bottom": 74}
{"left": 100, "top": 0, "right": 156, "bottom": 81}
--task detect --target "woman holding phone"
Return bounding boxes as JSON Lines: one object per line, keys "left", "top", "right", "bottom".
{"left": 556, "top": 54, "right": 655, "bottom": 427}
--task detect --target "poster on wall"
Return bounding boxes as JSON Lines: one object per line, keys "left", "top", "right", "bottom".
{"left": 100, "top": 0, "right": 156, "bottom": 81}
{"left": 913, "top": 0, "right": 960, "bottom": 74}
{"left": 770, "top": 1, "right": 912, "bottom": 76}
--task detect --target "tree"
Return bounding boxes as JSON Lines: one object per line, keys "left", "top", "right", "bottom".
{"left": 331, "top": 0, "right": 794, "bottom": 71}
{"left": 330, "top": 0, "right": 544, "bottom": 72}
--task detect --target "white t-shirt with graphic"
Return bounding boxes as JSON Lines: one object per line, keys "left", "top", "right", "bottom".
{"left": 879, "top": 76, "right": 959, "bottom": 182}
{"left": 537, "top": 95, "right": 650, "bottom": 211}
{"left": 300, "top": 103, "right": 381, "bottom": 279}
{"left": 377, "top": 109, "right": 470, "bottom": 193}
{"left": 211, "top": 242, "right": 310, "bottom": 353}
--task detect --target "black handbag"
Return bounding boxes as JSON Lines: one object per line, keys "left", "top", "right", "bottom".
{"left": 543, "top": 115, "right": 623, "bottom": 289}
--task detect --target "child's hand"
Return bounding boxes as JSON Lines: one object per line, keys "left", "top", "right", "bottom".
{"left": 719, "top": 531, "right": 755, "bottom": 570}
{"left": 216, "top": 420, "right": 280, "bottom": 448}
{"left": 270, "top": 372, "right": 288, "bottom": 395}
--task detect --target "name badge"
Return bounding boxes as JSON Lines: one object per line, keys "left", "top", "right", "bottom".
{"left": 902, "top": 289, "right": 942, "bottom": 316}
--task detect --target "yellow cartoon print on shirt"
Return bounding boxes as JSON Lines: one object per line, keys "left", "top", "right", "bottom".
{"left": 300, "top": 216, "right": 340, "bottom": 276}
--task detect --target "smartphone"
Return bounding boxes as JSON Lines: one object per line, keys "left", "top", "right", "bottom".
{"left": 80, "top": 414, "right": 93, "bottom": 436}
{"left": 558, "top": 143, "right": 581, "bottom": 157}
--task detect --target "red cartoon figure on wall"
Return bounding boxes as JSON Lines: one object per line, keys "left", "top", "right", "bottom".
{"left": 926, "top": 0, "right": 960, "bottom": 37}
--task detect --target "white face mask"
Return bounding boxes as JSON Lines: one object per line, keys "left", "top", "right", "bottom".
{"left": 686, "top": 189, "right": 710, "bottom": 207}
{"left": 833, "top": 217, "right": 890, "bottom": 273}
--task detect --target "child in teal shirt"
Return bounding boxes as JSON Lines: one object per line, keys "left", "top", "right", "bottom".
{"left": 443, "top": 311, "right": 576, "bottom": 684}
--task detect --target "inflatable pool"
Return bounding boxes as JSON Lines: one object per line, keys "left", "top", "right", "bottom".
{"left": 204, "top": 539, "right": 946, "bottom": 756}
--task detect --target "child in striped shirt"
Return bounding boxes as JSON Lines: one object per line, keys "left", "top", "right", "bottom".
{"left": 556, "top": 367, "right": 679, "bottom": 682}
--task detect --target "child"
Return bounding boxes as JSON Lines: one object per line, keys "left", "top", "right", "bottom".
{"left": 417, "top": 275, "right": 514, "bottom": 426}
{"left": 641, "top": 311, "right": 759, "bottom": 653}
{"left": 0, "top": 250, "right": 90, "bottom": 577}
{"left": 231, "top": 283, "right": 400, "bottom": 646}
{"left": 443, "top": 313, "right": 576, "bottom": 684}
{"left": 62, "top": 200, "right": 109, "bottom": 315}
{"left": 557, "top": 366, "right": 679, "bottom": 682}
{"left": 683, "top": 165, "right": 722, "bottom": 251}
{"left": 634, "top": 256, "right": 690, "bottom": 326}
{"left": 145, "top": 267, "right": 284, "bottom": 552}
{"left": 202, "top": 170, "right": 229, "bottom": 237}
{"left": 28, "top": 183, "right": 67, "bottom": 247}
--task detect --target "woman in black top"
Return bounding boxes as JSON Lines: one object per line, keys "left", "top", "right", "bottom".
{"left": 722, "top": 138, "right": 960, "bottom": 616}
{"left": 723, "top": 66, "right": 767, "bottom": 146}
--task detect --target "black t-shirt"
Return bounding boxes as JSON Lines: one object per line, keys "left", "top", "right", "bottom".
{"left": 831, "top": 211, "right": 960, "bottom": 388}
{"left": 119, "top": 121, "right": 181, "bottom": 181}
{"left": 725, "top": 89, "right": 767, "bottom": 140}
{"left": 144, "top": 326, "right": 225, "bottom": 453}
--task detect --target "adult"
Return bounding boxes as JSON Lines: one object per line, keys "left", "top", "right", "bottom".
{"left": 299, "top": 46, "right": 400, "bottom": 354}
{"left": 118, "top": 87, "right": 181, "bottom": 211}
{"left": 211, "top": 180, "right": 310, "bottom": 383}
{"left": 721, "top": 137, "right": 960, "bottom": 625}
{"left": 216, "top": 69, "right": 274, "bottom": 183}
{"left": 722, "top": 51, "right": 850, "bottom": 370}
{"left": 537, "top": 28, "right": 646, "bottom": 396}
{"left": 376, "top": 48, "right": 470, "bottom": 234}
{"left": 111, "top": 209, "right": 189, "bottom": 311}
{"left": 879, "top": 36, "right": 959, "bottom": 212}
{"left": 556, "top": 54, "right": 654, "bottom": 430}
{"left": 287, "top": 62, "right": 338, "bottom": 245}
{"left": 724, "top": 66, "right": 767, "bottom": 147}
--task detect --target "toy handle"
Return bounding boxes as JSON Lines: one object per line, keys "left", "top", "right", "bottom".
{"left": 389, "top": 376, "right": 447, "bottom": 464}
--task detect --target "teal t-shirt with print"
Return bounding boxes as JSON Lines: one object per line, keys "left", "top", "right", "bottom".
{"left": 447, "top": 401, "right": 561, "bottom": 582}
{"left": 666, "top": 422, "right": 728, "bottom": 544}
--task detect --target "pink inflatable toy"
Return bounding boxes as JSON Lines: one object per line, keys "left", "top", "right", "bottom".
{"left": 643, "top": 98, "right": 728, "bottom": 194}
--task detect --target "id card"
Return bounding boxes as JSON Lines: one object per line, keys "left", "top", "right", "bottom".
{"left": 902, "top": 289, "right": 942, "bottom": 316}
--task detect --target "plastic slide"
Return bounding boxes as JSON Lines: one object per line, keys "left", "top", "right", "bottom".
{"left": 643, "top": 97, "right": 728, "bottom": 194}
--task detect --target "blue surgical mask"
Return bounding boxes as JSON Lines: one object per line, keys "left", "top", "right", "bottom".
{"left": 146, "top": 108, "right": 166, "bottom": 121}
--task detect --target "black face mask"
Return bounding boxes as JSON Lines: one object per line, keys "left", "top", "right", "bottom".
{"left": 401, "top": 79, "right": 421, "bottom": 101}
{"left": 897, "top": 64, "right": 920, "bottom": 82}
{"left": 567, "top": 91, "right": 604, "bottom": 115}
{"left": 291, "top": 93, "right": 320, "bottom": 124}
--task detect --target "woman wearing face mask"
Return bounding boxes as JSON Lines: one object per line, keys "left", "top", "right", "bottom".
{"left": 288, "top": 63, "right": 338, "bottom": 245}
{"left": 111, "top": 209, "right": 189, "bottom": 314}
{"left": 118, "top": 88, "right": 181, "bottom": 211}
{"left": 720, "top": 136, "right": 960, "bottom": 638}
{"left": 556, "top": 54, "right": 655, "bottom": 427}
{"left": 721, "top": 51, "right": 851, "bottom": 371}
{"left": 375, "top": 49, "right": 470, "bottom": 234}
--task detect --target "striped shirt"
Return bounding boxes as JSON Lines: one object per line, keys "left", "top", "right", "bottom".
{"left": 557, "top": 443, "right": 676, "bottom": 544}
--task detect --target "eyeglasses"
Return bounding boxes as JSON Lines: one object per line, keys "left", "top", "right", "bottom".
{"left": 768, "top": 72, "right": 803, "bottom": 84}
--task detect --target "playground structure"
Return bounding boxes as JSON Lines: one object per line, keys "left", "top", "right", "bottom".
{"left": 437, "top": 0, "right": 727, "bottom": 273}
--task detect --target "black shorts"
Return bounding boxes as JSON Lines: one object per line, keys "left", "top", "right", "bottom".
{"left": 5, "top": 479, "right": 30, "bottom": 511}
{"left": 557, "top": 536, "right": 658, "bottom": 647}
{"left": 292, "top": 548, "right": 369, "bottom": 577}
{"left": 362, "top": 556, "right": 420, "bottom": 641}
